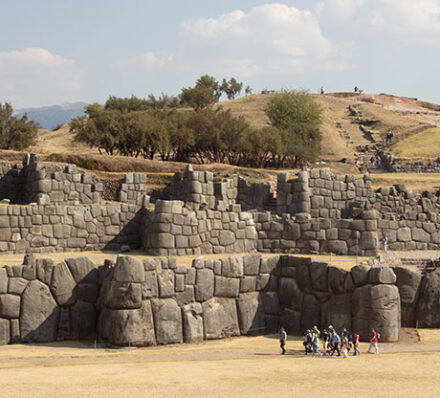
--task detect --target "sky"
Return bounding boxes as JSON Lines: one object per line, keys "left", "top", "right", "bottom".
{"left": 1, "top": 0, "right": 440, "bottom": 108}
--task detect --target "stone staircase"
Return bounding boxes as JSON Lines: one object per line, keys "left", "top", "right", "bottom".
{"left": 399, "top": 258, "right": 440, "bottom": 275}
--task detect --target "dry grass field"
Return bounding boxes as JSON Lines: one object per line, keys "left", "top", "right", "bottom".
{"left": 1, "top": 333, "right": 440, "bottom": 398}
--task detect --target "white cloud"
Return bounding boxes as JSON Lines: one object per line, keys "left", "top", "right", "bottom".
{"left": 117, "top": 51, "right": 173, "bottom": 74}
{"left": 0, "top": 48, "right": 82, "bottom": 107}
{"left": 121, "top": 3, "right": 349, "bottom": 81}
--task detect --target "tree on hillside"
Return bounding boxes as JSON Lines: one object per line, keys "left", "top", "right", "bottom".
{"left": 180, "top": 75, "right": 221, "bottom": 111}
{"left": 265, "top": 90, "right": 323, "bottom": 166}
{"left": 245, "top": 85, "right": 252, "bottom": 96}
{"left": 220, "top": 78, "right": 243, "bottom": 100}
{"left": 0, "top": 102, "right": 38, "bottom": 150}
{"left": 240, "top": 127, "right": 281, "bottom": 168}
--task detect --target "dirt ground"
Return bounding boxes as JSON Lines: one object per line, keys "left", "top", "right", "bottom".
{"left": 1, "top": 333, "right": 440, "bottom": 398}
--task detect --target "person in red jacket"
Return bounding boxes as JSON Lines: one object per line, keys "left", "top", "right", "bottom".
{"left": 367, "top": 328, "right": 379, "bottom": 354}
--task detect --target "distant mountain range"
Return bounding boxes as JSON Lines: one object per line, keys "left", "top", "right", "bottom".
{"left": 15, "top": 102, "right": 88, "bottom": 130}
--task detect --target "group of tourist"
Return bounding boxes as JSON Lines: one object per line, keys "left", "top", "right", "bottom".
{"left": 279, "top": 326, "right": 380, "bottom": 358}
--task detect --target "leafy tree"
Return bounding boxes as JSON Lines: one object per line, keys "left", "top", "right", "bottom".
{"left": 220, "top": 78, "right": 243, "bottom": 100}
{"left": 0, "top": 102, "right": 38, "bottom": 150}
{"left": 240, "top": 127, "right": 281, "bottom": 168}
{"left": 265, "top": 90, "right": 323, "bottom": 166}
{"left": 180, "top": 75, "right": 221, "bottom": 111}
{"left": 245, "top": 85, "right": 253, "bottom": 96}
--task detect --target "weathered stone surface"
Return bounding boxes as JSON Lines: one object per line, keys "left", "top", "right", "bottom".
{"left": 310, "top": 262, "right": 328, "bottom": 292}
{"left": 214, "top": 276, "right": 240, "bottom": 297}
{"left": 195, "top": 268, "right": 214, "bottom": 302}
{"left": 222, "top": 256, "right": 244, "bottom": 277}
{"left": 328, "top": 266, "right": 347, "bottom": 294}
{"left": 280, "top": 307, "right": 301, "bottom": 335}
{"left": 202, "top": 297, "right": 240, "bottom": 339}
{"left": 262, "top": 291, "right": 280, "bottom": 315}
{"left": 142, "top": 271, "right": 158, "bottom": 299}
{"left": 151, "top": 298, "right": 182, "bottom": 345}
{"left": 394, "top": 266, "right": 422, "bottom": 306}
{"left": 296, "top": 263, "right": 312, "bottom": 292}
{"left": 369, "top": 266, "right": 397, "bottom": 284}
{"left": 77, "top": 283, "right": 98, "bottom": 303}
{"left": 278, "top": 277, "right": 303, "bottom": 312}
{"left": 36, "top": 259, "right": 53, "bottom": 285}
{"left": 157, "top": 270, "right": 175, "bottom": 298}
{"left": 20, "top": 280, "right": 59, "bottom": 342}
{"left": 352, "top": 284, "right": 400, "bottom": 342}
{"left": 0, "top": 319, "right": 10, "bottom": 345}
{"left": 65, "top": 257, "right": 98, "bottom": 283}
{"left": 236, "top": 292, "right": 265, "bottom": 335}
{"left": 100, "top": 301, "right": 155, "bottom": 346}
{"left": 321, "top": 294, "right": 351, "bottom": 331}
{"left": 300, "top": 294, "right": 321, "bottom": 330}
{"left": 8, "top": 277, "right": 28, "bottom": 295}
{"left": 416, "top": 269, "right": 440, "bottom": 328}
{"left": 50, "top": 262, "right": 77, "bottom": 306}
{"left": 113, "top": 256, "right": 145, "bottom": 283}
{"left": 243, "top": 253, "right": 261, "bottom": 275}
{"left": 182, "top": 302, "right": 204, "bottom": 343}
{"left": 351, "top": 265, "right": 369, "bottom": 287}
{"left": 240, "top": 276, "right": 257, "bottom": 293}
{"left": 70, "top": 300, "right": 97, "bottom": 340}
{"left": 326, "top": 240, "right": 348, "bottom": 255}
{"left": 106, "top": 281, "right": 142, "bottom": 309}
{"left": 218, "top": 231, "right": 235, "bottom": 246}
{"left": 0, "top": 268, "right": 7, "bottom": 293}
{"left": 0, "top": 294, "right": 20, "bottom": 318}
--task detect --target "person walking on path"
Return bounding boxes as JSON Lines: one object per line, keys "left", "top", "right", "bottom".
{"left": 367, "top": 328, "right": 379, "bottom": 354}
{"left": 381, "top": 235, "right": 388, "bottom": 252}
{"left": 353, "top": 332, "right": 361, "bottom": 356}
{"left": 341, "top": 334, "right": 349, "bottom": 358}
{"left": 331, "top": 332, "right": 341, "bottom": 356}
{"left": 322, "top": 329, "right": 330, "bottom": 355}
{"left": 311, "top": 333, "right": 323, "bottom": 357}
{"left": 280, "top": 327, "right": 287, "bottom": 355}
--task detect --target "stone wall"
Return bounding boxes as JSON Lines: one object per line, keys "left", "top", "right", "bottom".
{"left": 0, "top": 254, "right": 408, "bottom": 346}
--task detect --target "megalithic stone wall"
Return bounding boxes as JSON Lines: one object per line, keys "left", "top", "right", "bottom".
{"left": 3, "top": 253, "right": 440, "bottom": 347}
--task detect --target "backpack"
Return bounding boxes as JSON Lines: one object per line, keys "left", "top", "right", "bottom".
{"left": 377, "top": 332, "right": 381, "bottom": 340}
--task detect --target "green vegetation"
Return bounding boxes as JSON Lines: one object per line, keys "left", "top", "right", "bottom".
{"left": 0, "top": 102, "right": 38, "bottom": 150}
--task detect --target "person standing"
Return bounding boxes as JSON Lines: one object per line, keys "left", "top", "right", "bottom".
{"left": 322, "top": 329, "right": 330, "bottom": 355}
{"left": 341, "top": 334, "right": 349, "bottom": 358}
{"left": 367, "top": 328, "right": 379, "bottom": 354}
{"left": 331, "top": 332, "right": 341, "bottom": 356}
{"left": 280, "top": 327, "right": 287, "bottom": 355}
{"left": 353, "top": 332, "right": 361, "bottom": 356}
{"left": 311, "top": 332, "right": 323, "bottom": 357}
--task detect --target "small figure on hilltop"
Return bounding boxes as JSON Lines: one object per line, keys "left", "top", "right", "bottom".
{"left": 280, "top": 327, "right": 287, "bottom": 355}
{"left": 320, "top": 86, "right": 325, "bottom": 94}
{"left": 354, "top": 86, "right": 359, "bottom": 93}
{"left": 367, "top": 328, "right": 379, "bottom": 354}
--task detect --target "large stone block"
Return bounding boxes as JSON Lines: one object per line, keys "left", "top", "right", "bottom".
{"left": 0, "top": 319, "right": 10, "bottom": 345}
{"left": 222, "top": 256, "right": 244, "bottom": 277}
{"left": 280, "top": 307, "right": 301, "bottom": 335}
{"left": 20, "top": 280, "right": 59, "bottom": 342}
{"left": 195, "top": 268, "right": 214, "bottom": 302}
{"left": 182, "top": 302, "right": 204, "bottom": 343}
{"left": 50, "top": 262, "right": 77, "bottom": 306}
{"left": 243, "top": 254, "right": 261, "bottom": 275}
{"left": 151, "top": 298, "right": 182, "bottom": 345}
{"left": 0, "top": 294, "right": 20, "bottom": 318}
{"left": 278, "top": 277, "right": 303, "bottom": 312}
{"left": 65, "top": 257, "right": 98, "bottom": 283}
{"left": 328, "top": 266, "right": 347, "bottom": 294}
{"left": 8, "top": 277, "right": 28, "bottom": 295}
{"left": 106, "top": 281, "right": 142, "bottom": 309}
{"left": 214, "top": 276, "right": 240, "bottom": 297}
{"left": 310, "top": 262, "right": 328, "bottom": 292}
{"left": 394, "top": 266, "right": 422, "bottom": 307}
{"left": 218, "top": 231, "right": 235, "bottom": 246}
{"left": 70, "top": 300, "right": 97, "bottom": 340}
{"left": 350, "top": 265, "right": 369, "bottom": 287}
{"left": 100, "top": 301, "right": 156, "bottom": 346}
{"left": 320, "top": 294, "right": 352, "bottom": 332}
{"left": 142, "top": 271, "right": 159, "bottom": 299}
{"left": 0, "top": 268, "right": 7, "bottom": 293}
{"left": 416, "top": 269, "right": 440, "bottom": 328}
{"left": 369, "top": 266, "right": 397, "bottom": 284}
{"left": 113, "top": 256, "right": 145, "bottom": 283}
{"left": 202, "top": 297, "right": 240, "bottom": 340}
{"left": 300, "top": 294, "right": 321, "bottom": 330}
{"left": 36, "top": 259, "right": 53, "bottom": 285}
{"left": 157, "top": 270, "right": 175, "bottom": 298}
{"left": 262, "top": 291, "right": 280, "bottom": 315}
{"left": 236, "top": 292, "right": 266, "bottom": 335}
{"left": 352, "top": 284, "right": 400, "bottom": 342}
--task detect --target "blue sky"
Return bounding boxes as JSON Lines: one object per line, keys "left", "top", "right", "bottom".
{"left": 1, "top": 0, "right": 440, "bottom": 108}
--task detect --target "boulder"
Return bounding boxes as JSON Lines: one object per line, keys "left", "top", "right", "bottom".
{"left": 416, "top": 269, "right": 440, "bottom": 328}
{"left": 151, "top": 298, "right": 182, "bottom": 345}
{"left": 0, "top": 268, "right": 7, "bottom": 293}
{"left": 195, "top": 268, "right": 214, "bottom": 302}
{"left": 236, "top": 292, "right": 266, "bottom": 335}
{"left": 0, "top": 294, "right": 20, "bottom": 318}
{"left": 300, "top": 294, "right": 321, "bottom": 330}
{"left": 20, "top": 280, "right": 59, "bottom": 342}
{"left": 65, "top": 257, "right": 98, "bottom": 283}
{"left": 320, "top": 294, "right": 352, "bottom": 331}
{"left": 393, "top": 266, "right": 422, "bottom": 306}
{"left": 278, "top": 277, "right": 303, "bottom": 312}
{"left": 369, "top": 266, "right": 397, "bottom": 284}
{"left": 70, "top": 300, "right": 97, "bottom": 340}
{"left": 0, "top": 319, "right": 10, "bottom": 345}
{"left": 106, "top": 281, "right": 142, "bottom": 309}
{"left": 100, "top": 301, "right": 155, "bottom": 346}
{"left": 352, "top": 284, "right": 400, "bottom": 341}
{"left": 202, "top": 297, "right": 240, "bottom": 340}
{"left": 50, "top": 262, "right": 77, "bottom": 306}
{"left": 182, "top": 302, "right": 204, "bottom": 343}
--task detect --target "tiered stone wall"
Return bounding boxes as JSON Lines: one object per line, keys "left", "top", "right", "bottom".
{"left": 0, "top": 254, "right": 413, "bottom": 346}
